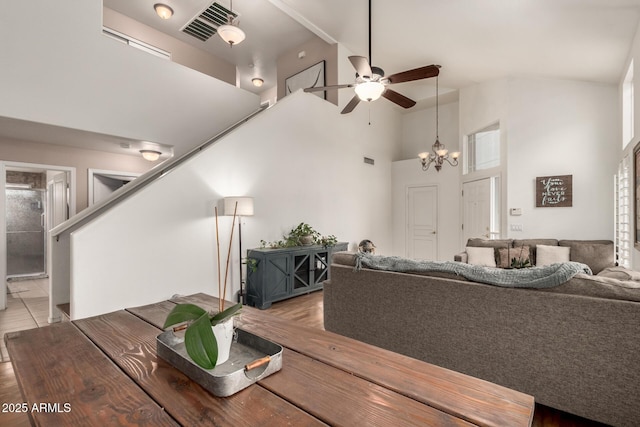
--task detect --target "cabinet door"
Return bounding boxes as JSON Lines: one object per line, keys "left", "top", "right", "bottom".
{"left": 263, "top": 255, "right": 290, "bottom": 301}
{"left": 292, "top": 253, "right": 312, "bottom": 293}
{"left": 312, "top": 250, "right": 329, "bottom": 285}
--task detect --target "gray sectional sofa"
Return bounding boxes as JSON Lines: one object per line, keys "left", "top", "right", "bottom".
{"left": 323, "top": 241, "right": 640, "bottom": 427}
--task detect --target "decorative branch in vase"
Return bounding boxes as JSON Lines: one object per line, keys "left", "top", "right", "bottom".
{"left": 163, "top": 202, "right": 242, "bottom": 369}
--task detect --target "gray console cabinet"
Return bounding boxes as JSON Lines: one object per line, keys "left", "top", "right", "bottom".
{"left": 246, "top": 242, "right": 348, "bottom": 309}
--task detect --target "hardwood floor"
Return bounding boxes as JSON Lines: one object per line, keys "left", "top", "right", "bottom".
{"left": 266, "top": 290, "right": 610, "bottom": 427}
{"left": 1, "top": 281, "right": 610, "bottom": 426}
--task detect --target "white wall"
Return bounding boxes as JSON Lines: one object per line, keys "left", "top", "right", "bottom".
{"left": 401, "top": 102, "right": 460, "bottom": 161}
{"left": 459, "top": 77, "right": 617, "bottom": 241}
{"left": 0, "top": 0, "right": 259, "bottom": 156}
{"left": 506, "top": 77, "right": 617, "bottom": 239}
{"left": 68, "top": 91, "right": 402, "bottom": 319}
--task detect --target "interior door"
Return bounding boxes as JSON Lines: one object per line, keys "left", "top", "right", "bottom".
{"left": 48, "top": 172, "right": 69, "bottom": 230}
{"left": 407, "top": 186, "right": 438, "bottom": 260}
{"left": 463, "top": 178, "right": 492, "bottom": 242}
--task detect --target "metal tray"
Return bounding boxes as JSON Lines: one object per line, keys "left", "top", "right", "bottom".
{"left": 157, "top": 328, "right": 283, "bottom": 397}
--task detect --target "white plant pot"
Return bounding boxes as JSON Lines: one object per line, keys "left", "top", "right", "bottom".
{"left": 212, "top": 317, "right": 234, "bottom": 366}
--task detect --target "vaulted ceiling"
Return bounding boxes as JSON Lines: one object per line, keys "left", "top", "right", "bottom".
{"left": 105, "top": 0, "right": 640, "bottom": 96}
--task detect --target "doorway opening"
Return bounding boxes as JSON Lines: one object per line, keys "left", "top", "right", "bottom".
{"left": 1, "top": 162, "right": 76, "bottom": 311}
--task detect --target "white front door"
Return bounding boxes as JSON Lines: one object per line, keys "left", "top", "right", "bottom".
{"left": 463, "top": 178, "right": 494, "bottom": 242}
{"left": 407, "top": 186, "right": 438, "bottom": 260}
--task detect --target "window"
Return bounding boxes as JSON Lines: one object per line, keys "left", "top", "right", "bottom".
{"left": 103, "top": 27, "right": 171, "bottom": 60}
{"left": 465, "top": 123, "right": 500, "bottom": 174}
{"left": 615, "top": 155, "right": 631, "bottom": 268}
{"left": 623, "top": 60, "right": 634, "bottom": 149}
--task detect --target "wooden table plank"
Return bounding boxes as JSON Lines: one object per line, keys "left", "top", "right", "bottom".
{"left": 5, "top": 322, "right": 178, "bottom": 427}
{"left": 74, "top": 310, "right": 325, "bottom": 427}
{"left": 169, "top": 293, "right": 534, "bottom": 427}
{"left": 261, "top": 348, "right": 474, "bottom": 427}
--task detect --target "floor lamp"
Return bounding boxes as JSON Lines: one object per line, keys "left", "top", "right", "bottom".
{"left": 222, "top": 197, "right": 254, "bottom": 304}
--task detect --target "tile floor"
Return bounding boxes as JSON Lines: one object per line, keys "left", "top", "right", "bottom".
{"left": 0, "top": 278, "right": 50, "bottom": 362}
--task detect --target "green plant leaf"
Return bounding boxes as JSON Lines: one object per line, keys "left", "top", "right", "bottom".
{"left": 185, "top": 312, "right": 218, "bottom": 369}
{"left": 163, "top": 303, "right": 207, "bottom": 329}
{"left": 211, "top": 302, "right": 242, "bottom": 325}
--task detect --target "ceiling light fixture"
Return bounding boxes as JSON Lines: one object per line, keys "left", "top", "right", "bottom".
{"left": 418, "top": 75, "right": 460, "bottom": 172}
{"left": 218, "top": 0, "right": 245, "bottom": 47}
{"left": 154, "top": 3, "right": 173, "bottom": 20}
{"left": 354, "top": 80, "right": 385, "bottom": 102}
{"left": 252, "top": 78, "right": 264, "bottom": 87}
{"left": 140, "top": 150, "right": 162, "bottom": 162}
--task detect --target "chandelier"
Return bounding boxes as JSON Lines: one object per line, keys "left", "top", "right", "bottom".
{"left": 418, "top": 75, "right": 460, "bottom": 172}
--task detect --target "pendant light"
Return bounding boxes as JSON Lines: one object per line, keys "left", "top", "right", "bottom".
{"left": 218, "top": 0, "right": 245, "bottom": 47}
{"left": 418, "top": 75, "right": 460, "bottom": 172}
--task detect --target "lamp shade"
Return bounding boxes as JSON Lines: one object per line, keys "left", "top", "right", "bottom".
{"left": 354, "top": 81, "right": 385, "bottom": 102}
{"left": 218, "top": 24, "right": 246, "bottom": 46}
{"left": 222, "top": 197, "right": 254, "bottom": 216}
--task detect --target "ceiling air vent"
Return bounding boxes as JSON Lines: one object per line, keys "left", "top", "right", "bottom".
{"left": 181, "top": 1, "right": 239, "bottom": 42}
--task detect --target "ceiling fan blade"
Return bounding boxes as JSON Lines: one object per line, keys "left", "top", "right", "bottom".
{"left": 386, "top": 65, "right": 441, "bottom": 84}
{"left": 304, "top": 84, "right": 354, "bottom": 93}
{"left": 349, "top": 56, "right": 373, "bottom": 78}
{"left": 341, "top": 95, "right": 361, "bottom": 114}
{"left": 382, "top": 89, "right": 416, "bottom": 109}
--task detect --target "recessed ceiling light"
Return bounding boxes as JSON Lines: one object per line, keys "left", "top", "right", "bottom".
{"left": 154, "top": 4, "right": 173, "bottom": 20}
{"left": 252, "top": 78, "right": 264, "bottom": 87}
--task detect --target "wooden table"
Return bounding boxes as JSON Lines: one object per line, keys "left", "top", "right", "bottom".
{"left": 5, "top": 293, "right": 534, "bottom": 426}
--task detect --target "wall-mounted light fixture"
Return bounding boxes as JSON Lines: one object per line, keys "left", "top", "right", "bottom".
{"left": 140, "top": 150, "right": 162, "bottom": 162}
{"left": 252, "top": 78, "right": 264, "bottom": 87}
{"left": 154, "top": 4, "right": 174, "bottom": 20}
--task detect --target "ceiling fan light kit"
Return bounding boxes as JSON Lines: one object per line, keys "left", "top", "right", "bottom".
{"left": 354, "top": 81, "right": 385, "bottom": 102}
{"left": 302, "top": 0, "right": 439, "bottom": 114}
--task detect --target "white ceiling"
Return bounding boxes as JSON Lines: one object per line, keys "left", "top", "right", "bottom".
{"left": 105, "top": 0, "right": 640, "bottom": 91}
{"left": 4, "top": 0, "right": 640, "bottom": 154}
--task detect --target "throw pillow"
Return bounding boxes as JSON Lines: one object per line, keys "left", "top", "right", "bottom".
{"left": 466, "top": 246, "right": 497, "bottom": 267}
{"left": 498, "top": 246, "right": 531, "bottom": 268}
{"left": 536, "top": 244, "right": 570, "bottom": 266}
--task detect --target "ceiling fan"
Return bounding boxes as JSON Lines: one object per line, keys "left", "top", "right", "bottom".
{"left": 303, "top": 0, "right": 441, "bottom": 114}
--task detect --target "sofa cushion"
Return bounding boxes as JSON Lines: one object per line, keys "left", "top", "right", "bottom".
{"left": 540, "top": 273, "right": 640, "bottom": 302}
{"left": 536, "top": 245, "right": 570, "bottom": 266}
{"left": 597, "top": 266, "right": 640, "bottom": 281}
{"left": 497, "top": 246, "right": 531, "bottom": 268}
{"left": 512, "top": 239, "right": 558, "bottom": 265}
{"left": 466, "top": 247, "right": 497, "bottom": 267}
{"left": 559, "top": 240, "right": 614, "bottom": 274}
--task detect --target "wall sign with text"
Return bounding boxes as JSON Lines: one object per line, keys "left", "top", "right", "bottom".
{"left": 536, "top": 175, "right": 572, "bottom": 207}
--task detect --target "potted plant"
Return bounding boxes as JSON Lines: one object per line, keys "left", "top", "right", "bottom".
{"left": 289, "top": 222, "right": 319, "bottom": 246}
{"left": 163, "top": 302, "right": 241, "bottom": 369}
{"left": 260, "top": 223, "right": 337, "bottom": 249}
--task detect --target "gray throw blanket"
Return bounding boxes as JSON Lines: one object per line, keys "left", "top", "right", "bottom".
{"left": 354, "top": 253, "right": 592, "bottom": 288}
